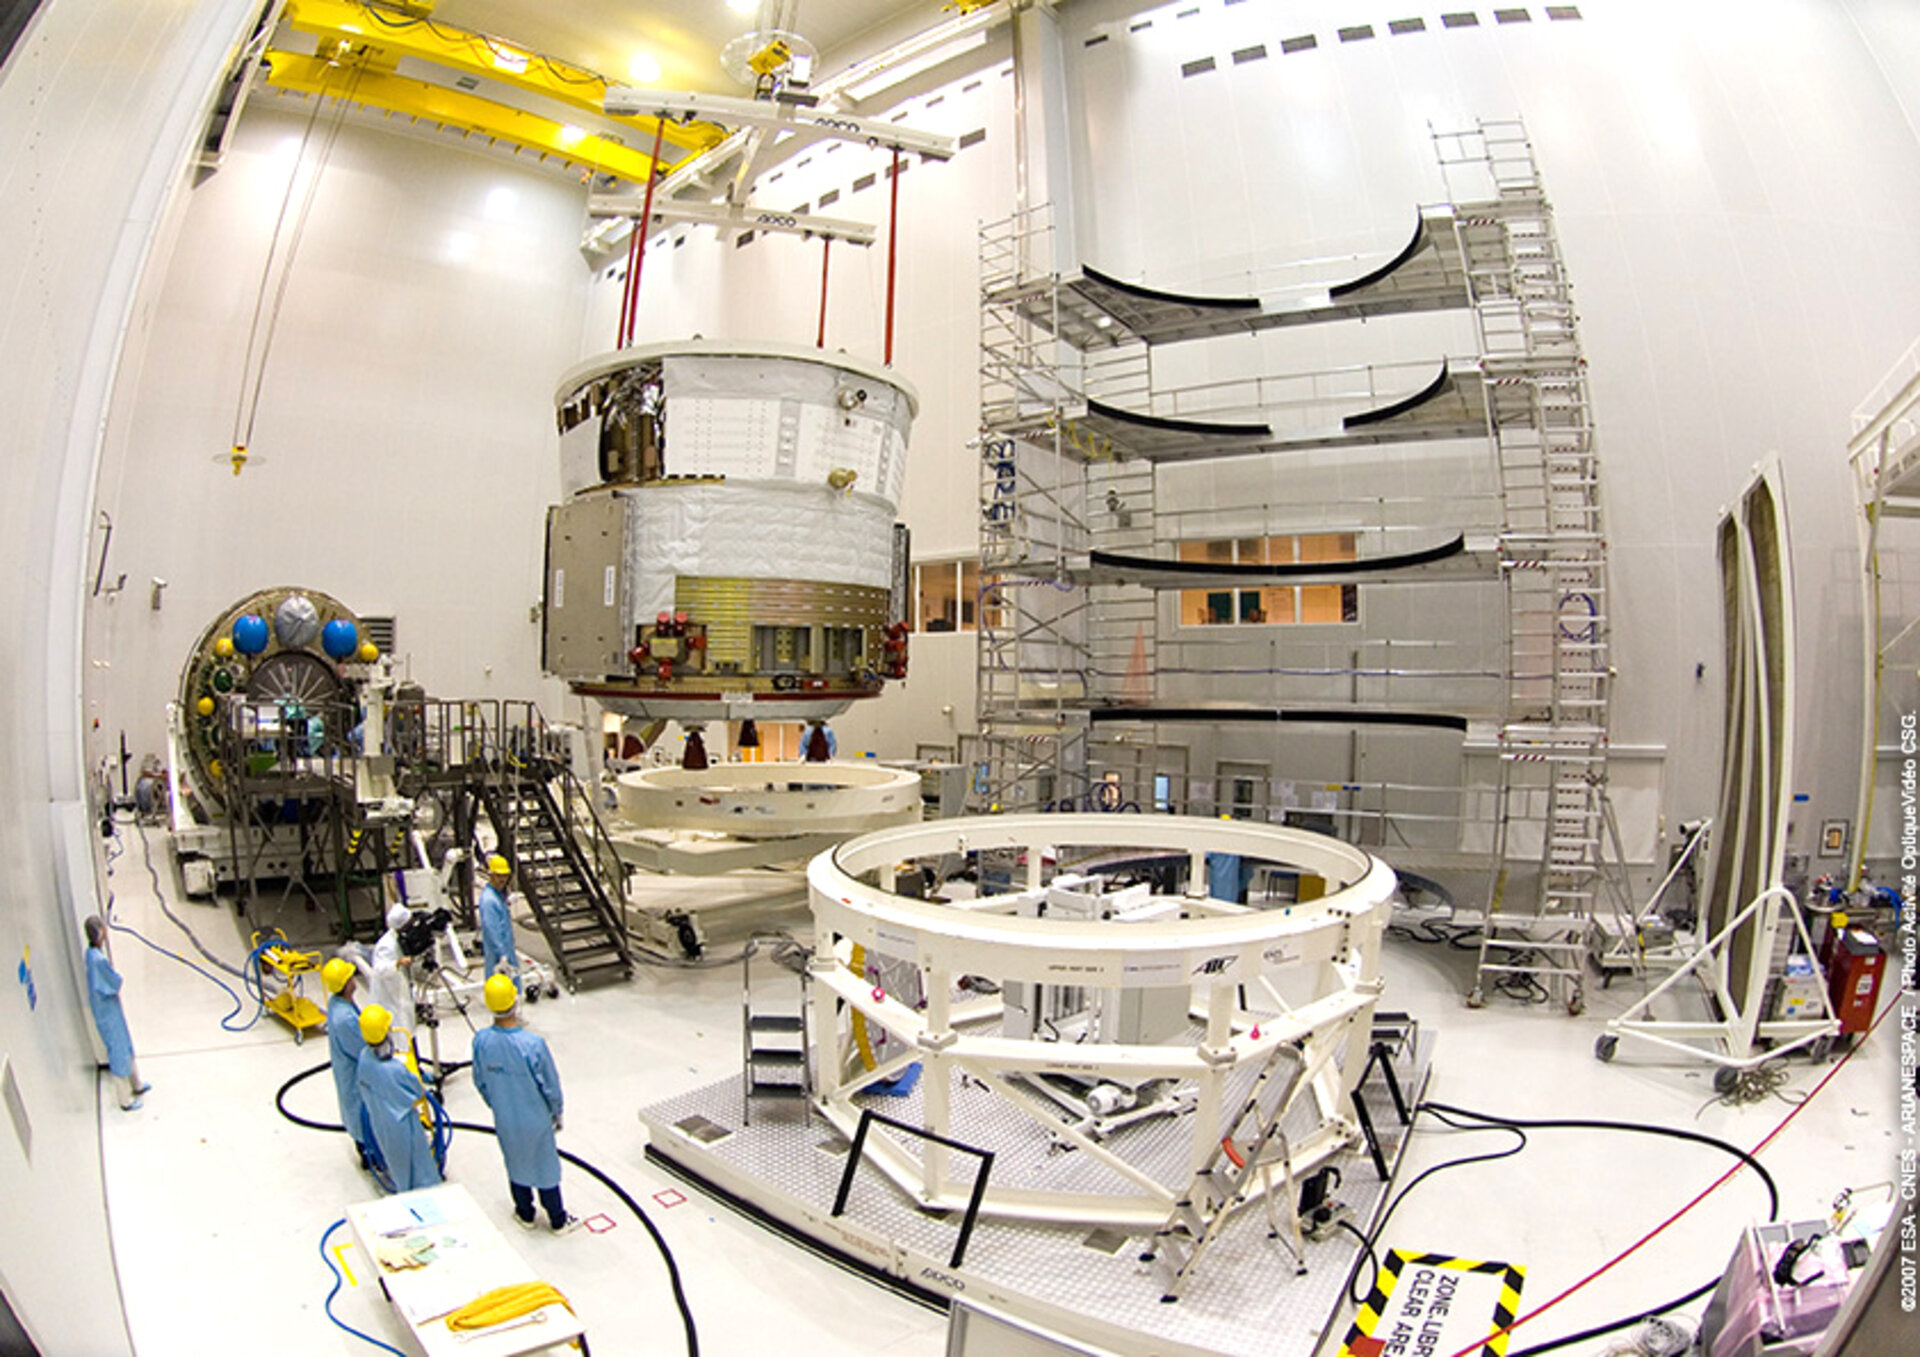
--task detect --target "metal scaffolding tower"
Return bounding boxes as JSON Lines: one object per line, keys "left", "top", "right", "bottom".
{"left": 972, "top": 121, "right": 1610, "bottom": 1009}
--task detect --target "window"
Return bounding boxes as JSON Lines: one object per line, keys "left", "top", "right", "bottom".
{"left": 918, "top": 561, "right": 959, "bottom": 631}
{"left": 1177, "top": 534, "right": 1358, "bottom": 626}
{"left": 913, "top": 560, "right": 999, "bottom": 633}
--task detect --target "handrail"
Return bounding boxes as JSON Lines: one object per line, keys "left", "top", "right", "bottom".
{"left": 500, "top": 700, "right": 631, "bottom": 911}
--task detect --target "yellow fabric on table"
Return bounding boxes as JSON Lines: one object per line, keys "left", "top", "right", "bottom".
{"left": 446, "top": 1282, "right": 574, "bottom": 1331}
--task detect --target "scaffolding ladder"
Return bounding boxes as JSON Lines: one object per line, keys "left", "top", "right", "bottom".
{"left": 974, "top": 205, "right": 1097, "bottom": 810}
{"left": 1439, "top": 121, "right": 1611, "bottom": 1013}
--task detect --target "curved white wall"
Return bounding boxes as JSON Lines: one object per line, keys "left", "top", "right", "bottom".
{"left": 88, "top": 100, "right": 594, "bottom": 770}
{"left": 1047, "top": 0, "right": 1920, "bottom": 849}
{"left": 1, "top": 1, "right": 258, "bottom": 1349}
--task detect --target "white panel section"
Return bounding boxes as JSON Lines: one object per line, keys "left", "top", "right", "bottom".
{"left": 793, "top": 400, "right": 910, "bottom": 505}
{"left": 624, "top": 484, "right": 898, "bottom": 622}
{"left": 662, "top": 352, "right": 912, "bottom": 505}
{"left": 667, "top": 392, "right": 788, "bottom": 478}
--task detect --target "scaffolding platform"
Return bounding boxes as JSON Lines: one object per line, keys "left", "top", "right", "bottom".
{"left": 985, "top": 210, "right": 1470, "bottom": 350}
{"left": 641, "top": 1032, "right": 1434, "bottom": 1357}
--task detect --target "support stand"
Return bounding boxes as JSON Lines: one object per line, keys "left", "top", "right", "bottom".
{"left": 1597, "top": 885, "right": 1839, "bottom": 1082}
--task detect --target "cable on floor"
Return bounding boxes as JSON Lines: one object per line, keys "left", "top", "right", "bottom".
{"left": 125, "top": 817, "right": 251, "bottom": 981}
{"left": 1337, "top": 1100, "right": 1779, "bottom": 1356}
{"left": 1694, "top": 1058, "right": 1808, "bottom": 1117}
{"left": 1339, "top": 1107, "right": 1530, "bottom": 1306}
{"left": 279, "top": 1062, "right": 700, "bottom": 1357}
{"left": 104, "top": 913, "right": 266, "bottom": 1033}
{"left": 1440, "top": 993, "right": 1899, "bottom": 1357}
{"left": 319, "top": 1217, "right": 407, "bottom": 1355}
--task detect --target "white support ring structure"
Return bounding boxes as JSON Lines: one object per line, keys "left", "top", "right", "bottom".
{"left": 804, "top": 814, "right": 1396, "bottom": 1230}
{"left": 616, "top": 761, "right": 922, "bottom": 838}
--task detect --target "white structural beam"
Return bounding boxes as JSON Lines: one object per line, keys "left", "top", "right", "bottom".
{"left": 602, "top": 88, "right": 957, "bottom": 160}
{"left": 585, "top": 192, "right": 877, "bottom": 245}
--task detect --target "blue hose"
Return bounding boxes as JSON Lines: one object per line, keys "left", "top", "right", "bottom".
{"left": 105, "top": 914, "right": 265, "bottom": 1033}
{"left": 359, "top": 1074, "right": 453, "bottom": 1195}
{"left": 318, "top": 1219, "right": 406, "bottom": 1355}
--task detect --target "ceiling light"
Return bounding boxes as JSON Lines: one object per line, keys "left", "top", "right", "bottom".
{"left": 727, "top": 0, "right": 758, "bottom": 14}
{"left": 556, "top": 125, "right": 588, "bottom": 149}
{"left": 489, "top": 42, "right": 530, "bottom": 75}
{"left": 629, "top": 52, "right": 662, "bottom": 84}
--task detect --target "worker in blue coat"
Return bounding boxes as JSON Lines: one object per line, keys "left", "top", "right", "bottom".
{"left": 471, "top": 975, "right": 578, "bottom": 1233}
{"left": 83, "top": 916, "right": 150, "bottom": 1111}
{"left": 355, "top": 1005, "right": 442, "bottom": 1192}
{"left": 478, "top": 854, "right": 518, "bottom": 980}
{"left": 321, "top": 958, "right": 370, "bottom": 1169}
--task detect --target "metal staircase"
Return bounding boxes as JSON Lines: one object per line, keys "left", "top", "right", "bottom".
{"left": 482, "top": 766, "right": 632, "bottom": 993}
{"left": 1438, "top": 122, "right": 1611, "bottom": 1012}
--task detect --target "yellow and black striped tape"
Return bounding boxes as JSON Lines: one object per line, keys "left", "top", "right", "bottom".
{"left": 1335, "top": 1250, "right": 1526, "bottom": 1357}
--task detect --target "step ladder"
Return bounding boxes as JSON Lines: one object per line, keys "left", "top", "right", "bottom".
{"left": 741, "top": 934, "right": 812, "bottom": 1126}
{"left": 481, "top": 774, "right": 632, "bottom": 992}
{"left": 1143, "top": 1043, "right": 1311, "bottom": 1302}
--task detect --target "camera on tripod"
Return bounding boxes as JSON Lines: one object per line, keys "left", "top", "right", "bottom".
{"left": 397, "top": 907, "right": 454, "bottom": 963}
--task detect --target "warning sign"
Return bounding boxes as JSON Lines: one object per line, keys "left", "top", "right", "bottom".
{"left": 1336, "top": 1250, "right": 1526, "bottom": 1357}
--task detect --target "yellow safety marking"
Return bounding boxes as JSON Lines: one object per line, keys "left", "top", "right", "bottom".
{"left": 332, "top": 1241, "right": 358, "bottom": 1286}
{"left": 1336, "top": 1250, "right": 1526, "bottom": 1357}
{"left": 849, "top": 944, "right": 877, "bottom": 1071}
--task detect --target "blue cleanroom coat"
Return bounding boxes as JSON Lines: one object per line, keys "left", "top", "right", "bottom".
{"left": 356, "top": 1047, "right": 442, "bottom": 1191}
{"left": 85, "top": 946, "right": 134, "bottom": 1077}
{"left": 327, "top": 994, "right": 367, "bottom": 1149}
{"left": 478, "top": 884, "right": 516, "bottom": 979}
{"left": 470, "top": 1025, "right": 563, "bottom": 1190}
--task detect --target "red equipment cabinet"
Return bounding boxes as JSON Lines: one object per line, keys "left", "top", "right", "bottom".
{"left": 1824, "top": 929, "right": 1885, "bottom": 1035}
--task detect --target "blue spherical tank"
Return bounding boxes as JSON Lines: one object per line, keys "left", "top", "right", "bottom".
{"left": 321, "top": 618, "right": 360, "bottom": 660}
{"left": 231, "top": 614, "right": 270, "bottom": 655}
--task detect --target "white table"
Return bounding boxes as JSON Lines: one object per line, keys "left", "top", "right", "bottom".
{"left": 346, "top": 1183, "right": 589, "bottom": 1356}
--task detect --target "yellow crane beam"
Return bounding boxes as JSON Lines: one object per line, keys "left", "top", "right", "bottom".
{"left": 264, "top": 52, "right": 666, "bottom": 184}
{"left": 277, "top": 0, "right": 723, "bottom": 173}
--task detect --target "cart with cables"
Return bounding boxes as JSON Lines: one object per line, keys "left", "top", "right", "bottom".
{"left": 250, "top": 929, "right": 326, "bottom": 1044}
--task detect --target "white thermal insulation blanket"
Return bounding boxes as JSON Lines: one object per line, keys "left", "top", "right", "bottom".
{"left": 622, "top": 483, "right": 896, "bottom": 620}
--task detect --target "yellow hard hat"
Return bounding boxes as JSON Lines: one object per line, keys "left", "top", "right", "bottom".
{"left": 359, "top": 1004, "right": 393, "bottom": 1046}
{"left": 321, "top": 958, "right": 356, "bottom": 994}
{"left": 483, "top": 974, "right": 520, "bottom": 1013}
{"left": 487, "top": 854, "right": 511, "bottom": 876}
